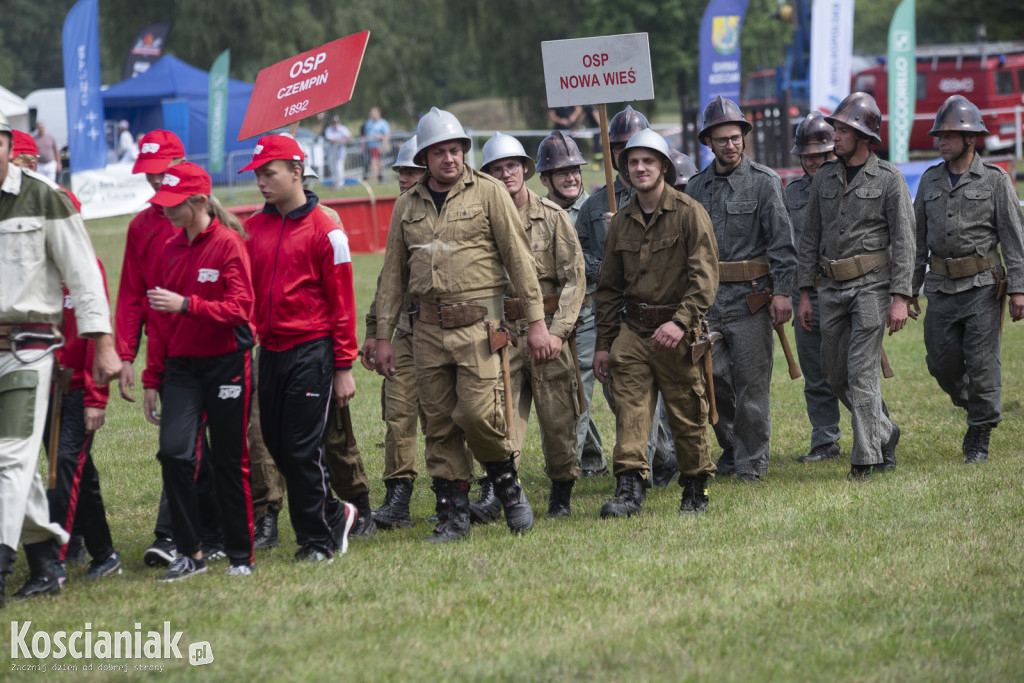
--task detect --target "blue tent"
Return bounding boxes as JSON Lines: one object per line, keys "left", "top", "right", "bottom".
{"left": 101, "top": 55, "right": 254, "bottom": 162}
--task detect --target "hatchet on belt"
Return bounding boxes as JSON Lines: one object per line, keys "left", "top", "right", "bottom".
{"left": 747, "top": 281, "right": 800, "bottom": 380}
{"left": 691, "top": 321, "right": 722, "bottom": 424}
{"left": 488, "top": 322, "right": 517, "bottom": 442}
{"left": 48, "top": 363, "right": 74, "bottom": 489}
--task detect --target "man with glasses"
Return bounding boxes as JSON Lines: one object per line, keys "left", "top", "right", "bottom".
{"left": 477, "top": 132, "right": 585, "bottom": 518}
{"left": 685, "top": 96, "right": 797, "bottom": 483}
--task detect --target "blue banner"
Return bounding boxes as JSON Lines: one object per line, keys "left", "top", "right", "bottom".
{"left": 698, "top": 0, "right": 750, "bottom": 167}
{"left": 62, "top": 0, "right": 106, "bottom": 172}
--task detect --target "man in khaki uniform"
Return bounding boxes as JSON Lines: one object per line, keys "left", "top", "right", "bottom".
{"left": 594, "top": 129, "right": 720, "bottom": 517}
{"left": 373, "top": 108, "right": 549, "bottom": 542}
{"left": 361, "top": 137, "right": 427, "bottom": 529}
{"left": 911, "top": 95, "right": 1024, "bottom": 463}
{"left": 0, "top": 113, "right": 120, "bottom": 603}
{"left": 476, "top": 132, "right": 586, "bottom": 518}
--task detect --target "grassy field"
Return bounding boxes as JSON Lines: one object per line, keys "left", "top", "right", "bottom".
{"left": 3, "top": 193, "right": 1024, "bottom": 682}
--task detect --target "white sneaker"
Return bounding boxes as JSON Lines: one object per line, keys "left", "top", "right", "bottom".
{"left": 226, "top": 564, "right": 254, "bottom": 577}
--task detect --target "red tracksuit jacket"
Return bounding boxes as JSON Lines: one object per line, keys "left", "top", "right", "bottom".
{"left": 142, "top": 219, "right": 256, "bottom": 389}
{"left": 58, "top": 260, "right": 110, "bottom": 408}
{"left": 244, "top": 192, "right": 357, "bottom": 370}
{"left": 115, "top": 205, "right": 175, "bottom": 361}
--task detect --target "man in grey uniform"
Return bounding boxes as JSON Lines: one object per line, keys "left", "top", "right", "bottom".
{"left": 797, "top": 92, "right": 915, "bottom": 479}
{"left": 685, "top": 96, "right": 797, "bottom": 482}
{"left": 786, "top": 112, "right": 843, "bottom": 463}
{"left": 0, "top": 112, "right": 120, "bottom": 603}
{"left": 911, "top": 95, "right": 1024, "bottom": 463}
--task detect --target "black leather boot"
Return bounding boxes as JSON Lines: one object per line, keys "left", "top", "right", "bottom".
{"left": 12, "top": 541, "right": 60, "bottom": 601}
{"left": 468, "top": 476, "right": 502, "bottom": 525}
{"left": 484, "top": 458, "right": 534, "bottom": 533}
{"left": 349, "top": 492, "right": 378, "bottom": 539}
{"left": 253, "top": 510, "right": 279, "bottom": 550}
{"left": 546, "top": 480, "right": 574, "bottom": 518}
{"left": 600, "top": 470, "right": 646, "bottom": 518}
{"left": 426, "top": 479, "right": 471, "bottom": 543}
{"left": 965, "top": 425, "right": 991, "bottom": 464}
{"left": 372, "top": 479, "right": 415, "bottom": 529}
{"left": 0, "top": 544, "right": 16, "bottom": 608}
{"left": 679, "top": 475, "right": 710, "bottom": 514}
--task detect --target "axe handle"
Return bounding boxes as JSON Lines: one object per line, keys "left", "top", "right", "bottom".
{"left": 46, "top": 364, "right": 72, "bottom": 489}
{"left": 774, "top": 323, "right": 802, "bottom": 380}
{"left": 501, "top": 347, "right": 516, "bottom": 443}
{"left": 880, "top": 345, "right": 895, "bottom": 379}
{"left": 568, "top": 333, "right": 587, "bottom": 411}
{"left": 703, "top": 349, "right": 718, "bottom": 425}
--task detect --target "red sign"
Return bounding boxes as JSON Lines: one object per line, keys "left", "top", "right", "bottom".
{"left": 238, "top": 31, "right": 370, "bottom": 140}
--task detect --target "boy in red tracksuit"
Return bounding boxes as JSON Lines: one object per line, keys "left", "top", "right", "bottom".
{"left": 142, "top": 163, "right": 256, "bottom": 581}
{"left": 116, "top": 131, "right": 223, "bottom": 568}
{"left": 45, "top": 262, "right": 122, "bottom": 583}
{"left": 240, "top": 135, "right": 358, "bottom": 563}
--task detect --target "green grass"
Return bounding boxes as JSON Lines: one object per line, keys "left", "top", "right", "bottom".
{"left": 3, "top": 205, "right": 1024, "bottom": 682}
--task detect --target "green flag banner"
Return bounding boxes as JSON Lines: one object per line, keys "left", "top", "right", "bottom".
{"left": 887, "top": 0, "right": 915, "bottom": 163}
{"left": 208, "top": 49, "right": 230, "bottom": 174}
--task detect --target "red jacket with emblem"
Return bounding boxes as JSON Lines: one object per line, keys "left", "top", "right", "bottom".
{"left": 58, "top": 260, "right": 110, "bottom": 408}
{"left": 244, "top": 192, "right": 357, "bottom": 369}
{"left": 116, "top": 205, "right": 175, "bottom": 361}
{"left": 142, "top": 219, "right": 256, "bottom": 389}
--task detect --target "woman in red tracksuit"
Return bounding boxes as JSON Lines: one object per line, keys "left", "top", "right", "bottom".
{"left": 141, "top": 162, "right": 256, "bottom": 581}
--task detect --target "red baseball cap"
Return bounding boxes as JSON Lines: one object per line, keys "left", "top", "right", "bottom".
{"left": 10, "top": 130, "right": 38, "bottom": 158}
{"left": 148, "top": 162, "right": 211, "bottom": 207}
{"left": 132, "top": 130, "right": 186, "bottom": 174}
{"left": 238, "top": 134, "right": 304, "bottom": 173}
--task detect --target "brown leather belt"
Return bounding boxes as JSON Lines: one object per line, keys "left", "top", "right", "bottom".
{"left": 0, "top": 323, "right": 61, "bottom": 352}
{"left": 821, "top": 249, "right": 890, "bottom": 281}
{"left": 719, "top": 257, "right": 770, "bottom": 282}
{"left": 503, "top": 294, "right": 560, "bottom": 320}
{"left": 416, "top": 299, "right": 488, "bottom": 328}
{"left": 930, "top": 246, "right": 1000, "bottom": 278}
{"left": 623, "top": 299, "right": 677, "bottom": 328}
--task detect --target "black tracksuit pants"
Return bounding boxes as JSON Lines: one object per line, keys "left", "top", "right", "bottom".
{"left": 258, "top": 337, "right": 343, "bottom": 550}
{"left": 44, "top": 388, "right": 114, "bottom": 563}
{"left": 153, "top": 434, "right": 223, "bottom": 548}
{"left": 157, "top": 351, "right": 254, "bottom": 566}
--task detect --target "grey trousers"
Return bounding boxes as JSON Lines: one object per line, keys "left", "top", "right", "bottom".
{"left": 792, "top": 293, "right": 842, "bottom": 449}
{"left": 574, "top": 311, "right": 606, "bottom": 472}
{"left": 708, "top": 309, "right": 774, "bottom": 477}
{"left": 818, "top": 281, "right": 895, "bottom": 466}
{"left": 923, "top": 284, "right": 1002, "bottom": 428}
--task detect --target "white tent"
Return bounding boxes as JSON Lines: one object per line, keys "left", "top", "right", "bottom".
{"left": 0, "top": 85, "right": 30, "bottom": 132}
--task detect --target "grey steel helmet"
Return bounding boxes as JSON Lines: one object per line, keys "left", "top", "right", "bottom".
{"left": 791, "top": 112, "right": 835, "bottom": 155}
{"left": 669, "top": 150, "right": 698, "bottom": 188}
{"left": 617, "top": 128, "right": 677, "bottom": 186}
{"left": 825, "top": 92, "right": 882, "bottom": 146}
{"left": 608, "top": 105, "right": 650, "bottom": 144}
{"left": 699, "top": 96, "right": 752, "bottom": 145}
{"left": 480, "top": 132, "right": 535, "bottom": 180}
{"left": 535, "top": 130, "right": 586, "bottom": 174}
{"left": 393, "top": 135, "right": 425, "bottom": 170}
{"left": 413, "top": 107, "right": 471, "bottom": 165}
{"left": 929, "top": 95, "right": 990, "bottom": 136}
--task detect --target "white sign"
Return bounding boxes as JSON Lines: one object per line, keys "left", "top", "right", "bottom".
{"left": 809, "top": 0, "right": 855, "bottom": 115}
{"left": 542, "top": 33, "right": 654, "bottom": 107}
{"left": 71, "top": 163, "right": 154, "bottom": 220}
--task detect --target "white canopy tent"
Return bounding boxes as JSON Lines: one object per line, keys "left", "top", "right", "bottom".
{"left": 0, "top": 85, "right": 30, "bottom": 132}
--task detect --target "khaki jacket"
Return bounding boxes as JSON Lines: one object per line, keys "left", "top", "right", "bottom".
{"left": 595, "top": 184, "right": 720, "bottom": 352}
{"left": 0, "top": 166, "right": 110, "bottom": 334}
{"left": 375, "top": 165, "right": 543, "bottom": 339}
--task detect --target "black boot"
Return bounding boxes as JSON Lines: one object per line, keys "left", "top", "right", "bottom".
{"left": 965, "top": 425, "right": 991, "bottom": 464}
{"left": 427, "top": 479, "right": 471, "bottom": 543}
{"left": 484, "top": 458, "right": 534, "bottom": 534}
{"left": 349, "top": 492, "right": 378, "bottom": 539}
{"left": 716, "top": 447, "right": 735, "bottom": 476}
{"left": 468, "top": 476, "right": 502, "bottom": 525}
{"left": 875, "top": 424, "right": 900, "bottom": 472}
{"left": 600, "top": 471, "right": 646, "bottom": 518}
{"left": 12, "top": 541, "right": 60, "bottom": 602}
{"left": 546, "top": 480, "right": 574, "bottom": 518}
{"left": 0, "top": 544, "right": 16, "bottom": 608}
{"left": 372, "top": 479, "right": 414, "bottom": 529}
{"left": 679, "top": 475, "right": 710, "bottom": 514}
{"left": 253, "top": 510, "right": 279, "bottom": 550}
{"left": 961, "top": 426, "right": 977, "bottom": 458}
